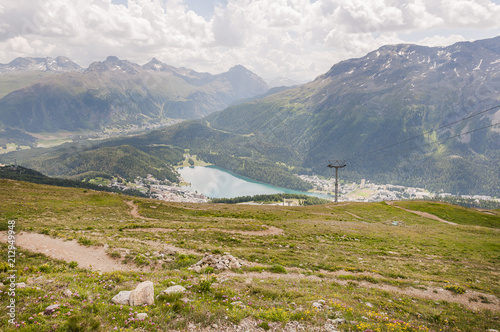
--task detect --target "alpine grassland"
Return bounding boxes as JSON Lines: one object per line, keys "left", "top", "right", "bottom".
{"left": 0, "top": 179, "right": 499, "bottom": 331}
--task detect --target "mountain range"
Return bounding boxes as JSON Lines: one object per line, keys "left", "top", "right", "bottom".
{"left": 1, "top": 36, "right": 499, "bottom": 195}
{"left": 0, "top": 56, "right": 268, "bottom": 140}
{"left": 136, "top": 36, "right": 500, "bottom": 195}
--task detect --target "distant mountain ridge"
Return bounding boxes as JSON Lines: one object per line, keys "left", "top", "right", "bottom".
{"left": 0, "top": 56, "right": 82, "bottom": 73}
{"left": 0, "top": 56, "right": 268, "bottom": 135}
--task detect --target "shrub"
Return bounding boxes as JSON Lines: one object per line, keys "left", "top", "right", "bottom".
{"left": 0, "top": 220, "right": 8, "bottom": 231}
{"left": 105, "top": 271, "right": 125, "bottom": 284}
{"left": 39, "top": 264, "right": 51, "bottom": 273}
{"left": 109, "top": 251, "right": 121, "bottom": 259}
{"left": 257, "top": 321, "right": 270, "bottom": 330}
{"left": 158, "top": 291, "right": 182, "bottom": 304}
{"left": 68, "top": 261, "right": 78, "bottom": 269}
{"left": 77, "top": 237, "right": 92, "bottom": 246}
{"left": 203, "top": 266, "right": 215, "bottom": 274}
{"left": 444, "top": 285, "right": 466, "bottom": 294}
{"left": 269, "top": 264, "right": 287, "bottom": 274}
{"left": 196, "top": 276, "right": 216, "bottom": 293}
{"left": 134, "top": 255, "right": 149, "bottom": 266}
{"left": 0, "top": 261, "right": 9, "bottom": 272}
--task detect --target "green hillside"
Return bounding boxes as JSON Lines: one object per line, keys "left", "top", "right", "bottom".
{"left": 0, "top": 165, "right": 146, "bottom": 197}
{"left": 0, "top": 71, "right": 57, "bottom": 98}
{"left": 0, "top": 180, "right": 499, "bottom": 331}
{"left": 3, "top": 144, "right": 184, "bottom": 182}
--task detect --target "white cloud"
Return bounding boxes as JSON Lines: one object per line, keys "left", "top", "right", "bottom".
{"left": 0, "top": 0, "right": 499, "bottom": 81}
{"left": 416, "top": 34, "right": 467, "bottom": 47}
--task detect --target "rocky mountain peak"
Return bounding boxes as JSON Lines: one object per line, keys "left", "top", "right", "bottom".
{"left": 0, "top": 56, "right": 82, "bottom": 73}
{"left": 84, "top": 56, "right": 140, "bottom": 75}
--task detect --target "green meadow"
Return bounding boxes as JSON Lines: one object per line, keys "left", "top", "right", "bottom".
{"left": 0, "top": 179, "right": 498, "bottom": 331}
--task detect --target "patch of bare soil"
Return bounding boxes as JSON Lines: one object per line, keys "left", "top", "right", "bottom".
{"left": 127, "top": 226, "right": 284, "bottom": 236}
{"left": 386, "top": 201, "right": 458, "bottom": 225}
{"left": 0, "top": 232, "right": 144, "bottom": 272}
{"left": 125, "top": 200, "right": 157, "bottom": 220}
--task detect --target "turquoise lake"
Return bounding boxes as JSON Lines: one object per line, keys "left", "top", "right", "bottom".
{"left": 178, "top": 166, "right": 331, "bottom": 199}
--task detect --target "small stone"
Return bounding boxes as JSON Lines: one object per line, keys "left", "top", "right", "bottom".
{"left": 137, "top": 313, "right": 148, "bottom": 320}
{"left": 63, "top": 289, "right": 73, "bottom": 297}
{"left": 486, "top": 330, "right": 499, "bottom": 332}
{"left": 331, "top": 318, "right": 346, "bottom": 325}
{"left": 365, "top": 302, "right": 373, "bottom": 308}
{"left": 44, "top": 304, "right": 60, "bottom": 315}
{"left": 312, "top": 302, "right": 323, "bottom": 309}
{"left": 162, "top": 285, "right": 186, "bottom": 295}
{"left": 129, "top": 281, "right": 154, "bottom": 306}
{"left": 16, "top": 282, "right": 26, "bottom": 289}
{"left": 111, "top": 291, "right": 132, "bottom": 305}
{"left": 212, "top": 324, "right": 218, "bottom": 329}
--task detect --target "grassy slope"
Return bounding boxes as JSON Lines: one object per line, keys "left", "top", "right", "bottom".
{"left": 394, "top": 201, "right": 500, "bottom": 229}
{"left": 0, "top": 179, "right": 499, "bottom": 331}
{"left": 0, "top": 72, "right": 57, "bottom": 98}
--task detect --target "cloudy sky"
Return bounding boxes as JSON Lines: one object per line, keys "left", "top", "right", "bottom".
{"left": 1, "top": 0, "right": 500, "bottom": 82}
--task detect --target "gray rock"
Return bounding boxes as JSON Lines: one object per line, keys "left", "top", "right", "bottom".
{"left": 330, "top": 318, "right": 346, "bottom": 325}
{"left": 111, "top": 290, "right": 132, "bottom": 305}
{"left": 136, "top": 313, "right": 148, "bottom": 320}
{"left": 44, "top": 304, "right": 60, "bottom": 315}
{"left": 159, "top": 285, "right": 186, "bottom": 297}
{"left": 63, "top": 289, "right": 73, "bottom": 297}
{"left": 129, "top": 281, "right": 154, "bottom": 306}
{"left": 312, "top": 302, "right": 323, "bottom": 309}
{"left": 15, "top": 282, "right": 26, "bottom": 289}
{"left": 365, "top": 302, "right": 373, "bottom": 308}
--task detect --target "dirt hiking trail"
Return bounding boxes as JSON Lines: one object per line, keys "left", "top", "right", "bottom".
{"left": 0, "top": 231, "right": 142, "bottom": 272}
{"left": 386, "top": 201, "right": 458, "bottom": 225}
{"left": 124, "top": 200, "right": 284, "bottom": 236}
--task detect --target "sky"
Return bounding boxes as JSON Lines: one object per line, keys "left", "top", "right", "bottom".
{"left": 0, "top": 0, "right": 499, "bottom": 82}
